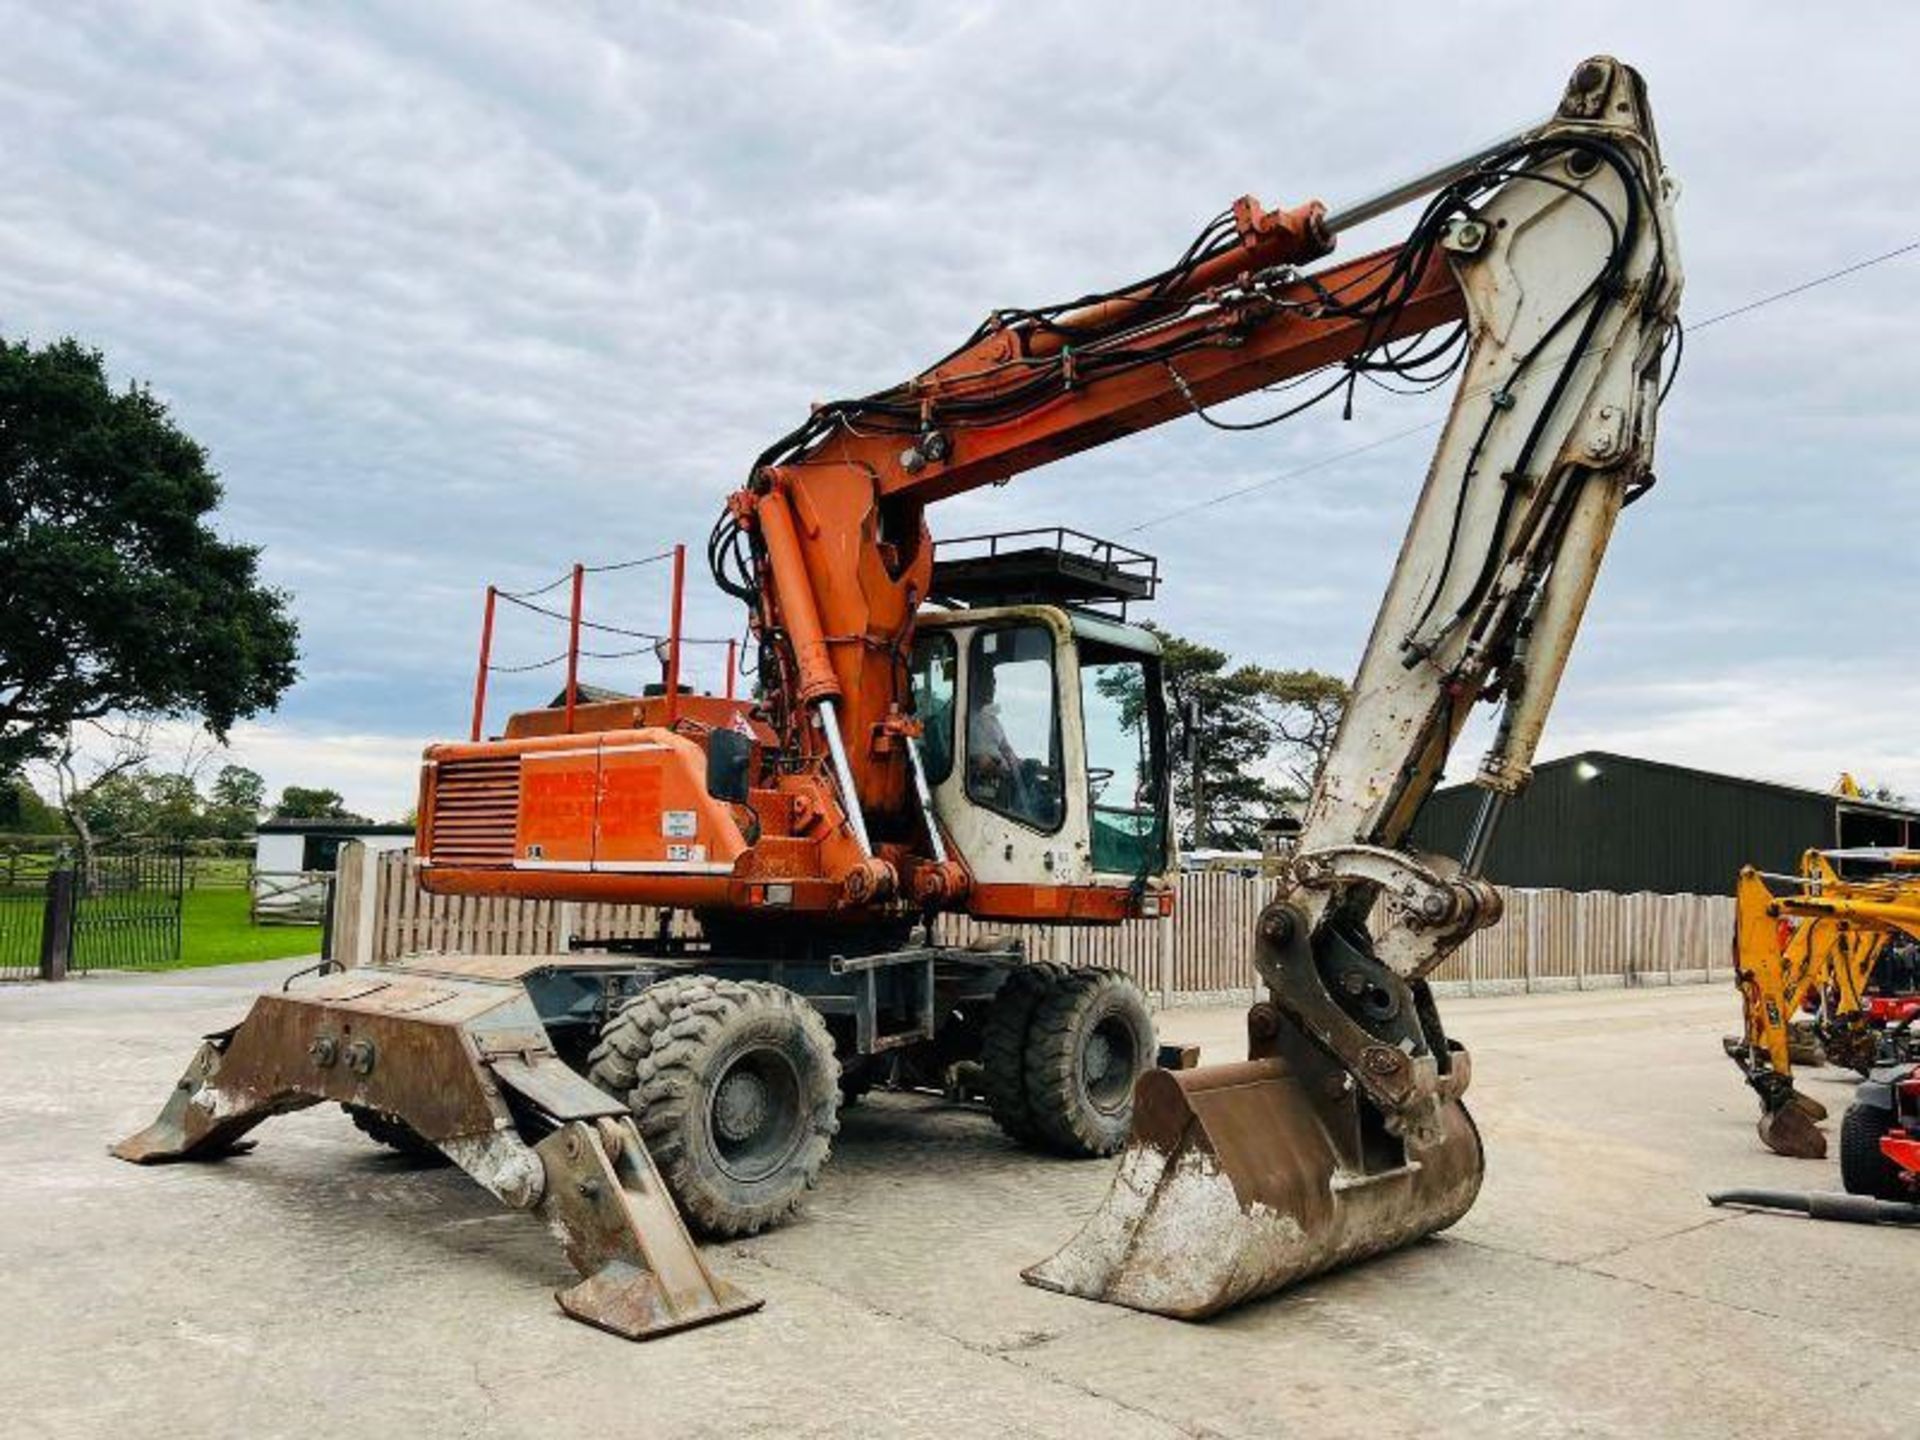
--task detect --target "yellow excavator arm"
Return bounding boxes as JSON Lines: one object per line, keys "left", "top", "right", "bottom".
{"left": 1728, "top": 850, "right": 1920, "bottom": 1158}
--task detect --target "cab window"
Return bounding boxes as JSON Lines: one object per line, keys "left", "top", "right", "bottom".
{"left": 1079, "top": 639, "right": 1167, "bottom": 874}
{"left": 908, "top": 632, "right": 957, "bottom": 785}
{"left": 966, "top": 624, "right": 1064, "bottom": 832}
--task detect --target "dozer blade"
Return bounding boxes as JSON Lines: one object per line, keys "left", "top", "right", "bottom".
{"left": 1024, "top": 1055, "right": 1483, "bottom": 1318}
{"left": 112, "top": 958, "right": 760, "bottom": 1340}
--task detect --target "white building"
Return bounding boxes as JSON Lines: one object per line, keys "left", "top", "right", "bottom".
{"left": 251, "top": 820, "right": 413, "bottom": 923}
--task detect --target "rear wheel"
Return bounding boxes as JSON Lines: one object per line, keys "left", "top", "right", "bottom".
{"left": 1022, "top": 968, "right": 1156, "bottom": 1157}
{"left": 587, "top": 976, "right": 839, "bottom": 1237}
{"left": 1840, "top": 1098, "right": 1906, "bottom": 1200}
{"left": 982, "top": 962, "right": 1067, "bottom": 1143}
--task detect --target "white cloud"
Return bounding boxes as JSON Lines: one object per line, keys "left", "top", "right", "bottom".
{"left": 4, "top": 4, "right": 1917, "bottom": 820}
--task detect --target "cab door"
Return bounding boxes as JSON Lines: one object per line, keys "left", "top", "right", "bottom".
{"left": 911, "top": 608, "right": 1093, "bottom": 895}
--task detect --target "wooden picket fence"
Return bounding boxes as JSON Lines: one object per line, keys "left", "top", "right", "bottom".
{"left": 331, "top": 847, "right": 1735, "bottom": 1002}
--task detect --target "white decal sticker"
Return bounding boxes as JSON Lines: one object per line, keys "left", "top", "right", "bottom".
{"left": 662, "top": 810, "right": 698, "bottom": 839}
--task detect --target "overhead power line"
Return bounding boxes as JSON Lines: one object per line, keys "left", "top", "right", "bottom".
{"left": 1687, "top": 240, "right": 1920, "bottom": 332}
{"left": 1119, "top": 237, "right": 1920, "bottom": 536}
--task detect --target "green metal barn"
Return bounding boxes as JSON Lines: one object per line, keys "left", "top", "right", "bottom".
{"left": 1411, "top": 751, "right": 1919, "bottom": 896}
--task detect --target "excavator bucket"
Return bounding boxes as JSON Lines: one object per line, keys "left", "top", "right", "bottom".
{"left": 1756, "top": 1096, "right": 1828, "bottom": 1160}
{"left": 1025, "top": 1043, "right": 1483, "bottom": 1317}
{"left": 112, "top": 957, "right": 760, "bottom": 1340}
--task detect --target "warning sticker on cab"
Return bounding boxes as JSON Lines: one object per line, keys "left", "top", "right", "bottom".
{"left": 662, "top": 810, "right": 698, "bottom": 839}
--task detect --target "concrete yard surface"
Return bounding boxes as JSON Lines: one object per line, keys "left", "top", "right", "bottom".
{"left": 3, "top": 962, "right": 1915, "bottom": 1439}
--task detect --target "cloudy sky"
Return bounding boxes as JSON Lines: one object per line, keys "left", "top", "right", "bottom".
{"left": 4, "top": 2, "right": 1917, "bottom": 818}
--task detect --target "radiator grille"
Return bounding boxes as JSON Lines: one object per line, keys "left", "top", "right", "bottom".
{"left": 427, "top": 755, "right": 522, "bottom": 866}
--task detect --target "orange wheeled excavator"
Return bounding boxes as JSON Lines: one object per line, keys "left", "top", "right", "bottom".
{"left": 116, "top": 56, "right": 1681, "bottom": 1337}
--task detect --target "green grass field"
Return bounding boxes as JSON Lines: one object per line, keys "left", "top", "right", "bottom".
{"left": 177, "top": 887, "right": 320, "bottom": 969}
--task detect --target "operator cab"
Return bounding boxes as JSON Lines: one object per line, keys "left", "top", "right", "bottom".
{"left": 911, "top": 531, "right": 1175, "bottom": 916}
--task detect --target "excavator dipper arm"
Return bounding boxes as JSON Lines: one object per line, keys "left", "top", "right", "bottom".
{"left": 1026, "top": 55, "right": 1683, "bottom": 1316}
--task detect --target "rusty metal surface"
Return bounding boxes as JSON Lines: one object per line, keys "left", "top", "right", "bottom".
{"left": 1024, "top": 1051, "right": 1483, "bottom": 1318}
{"left": 371, "top": 952, "right": 620, "bottom": 982}
{"left": 538, "top": 1118, "right": 763, "bottom": 1339}
{"left": 112, "top": 970, "right": 762, "bottom": 1341}
{"left": 491, "top": 1054, "right": 627, "bottom": 1122}
{"left": 1758, "top": 1101, "right": 1828, "bottom": 1160}
{"left": 110, "top": 982, "right": 518, "bottom": 1162}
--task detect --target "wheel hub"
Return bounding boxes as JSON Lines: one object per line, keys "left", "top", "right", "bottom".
{"left": 714, "top": 1068, "right": 771, "bottom": 1143}
{"left": 1083, "top": 1031, "right": 1113, "bottom": 1084}
{"left": 1082, "top": 1015, "right": 1138, "bottom": 1113}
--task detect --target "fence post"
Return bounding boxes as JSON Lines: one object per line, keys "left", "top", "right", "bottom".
{"left": 318, "top": 875, "right": 339, "bottom": 967}
{"left": 1525, "top": 893, "right": 1540, "bottom": 994}
{"left": 38, "top": 868, "right": 76, "bottom": 981}
{"left": 1664, "top": 897, "right": 1677, "bottom": 986}
{"left": 327, "top": 841, "right": 382, "bottom": 969}
{"left": 1156, "top": 909, "right": 1173, "bottom": 1009}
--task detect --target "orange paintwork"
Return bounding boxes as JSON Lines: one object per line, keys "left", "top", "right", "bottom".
{"left": 419, "top": 206, "right": 1467, "bottom": 930}
{"left": 967, "top": 884, "right": 1170, "bottom": 924}
{"left": 501, "top": 695, "right": 773, "bottom": 743}
{"left": 422, "top": 727, "right": 748, "bottom": 874}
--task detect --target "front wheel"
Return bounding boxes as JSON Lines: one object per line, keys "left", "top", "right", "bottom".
{"left": 587, "top": 977, "right": 839, "bottom": 1237}
{"left": 1839, "top": 1098, "right": 1906, "bottom": 1200}
{"left": 1023, "top": 968, "right": 1156, "bottom": 1157}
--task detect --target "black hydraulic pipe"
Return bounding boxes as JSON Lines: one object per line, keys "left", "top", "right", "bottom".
{"left": 1707, "top": 1188, "right": 1920, "bottom": 1227}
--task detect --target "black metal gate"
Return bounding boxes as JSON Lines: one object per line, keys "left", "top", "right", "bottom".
{"left": 0, "top": 870, "right": 48, "bottom": 979}
{"left": 71, "top": 851, "right": 185, "bottom": 971}
{"left": 0, "top": 849, "right": 185, "bottom": 979}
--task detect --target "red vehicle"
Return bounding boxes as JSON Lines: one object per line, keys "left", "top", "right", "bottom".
{"left": 1843, "top": 1062, "right": 1920, "bottom": 1200}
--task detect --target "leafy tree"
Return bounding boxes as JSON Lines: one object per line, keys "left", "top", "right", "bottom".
{"left": 272, "top": 785, "right": 364, "bottom": 822}
{"left": 80, "top": 770, "right": 207, "bottom": 841}
{"left": 0, "top": 335, "right": 299, "bottom": 773}
{"left": 0, "top": 775, "right": 63, "bottom": 833}
{"left": 1252, "top": 667, "right": 1351, "bottom": 795}
{"left": 1111, "top": 628, "right": 1350, "bottom": 851}
{"left": 205, "top": 764, "right": 267, "bottom": 838}
{"left": 1154, "top": 629, "right": 1289, "bottom": 851}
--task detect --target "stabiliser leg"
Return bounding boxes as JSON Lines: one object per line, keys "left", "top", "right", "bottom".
{"left": 535, "top": 1116, "right": 761, "bottom": 1339}
{"left": 111, "top": 964, "right": 759, "bottom": 1340}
